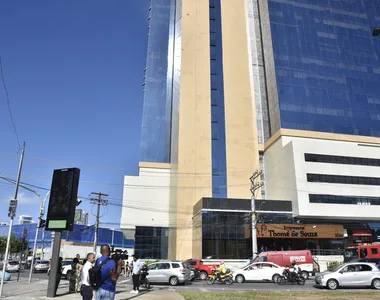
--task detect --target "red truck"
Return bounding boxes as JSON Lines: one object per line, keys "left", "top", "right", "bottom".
{"left": 186, "top": 259, "right": 219, "bottom": 280}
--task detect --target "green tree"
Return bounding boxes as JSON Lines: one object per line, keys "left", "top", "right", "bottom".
{"left": 0, "top": 235, "right": 28, "bottom": 254}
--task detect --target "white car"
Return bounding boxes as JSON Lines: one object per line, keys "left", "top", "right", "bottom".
{"left": 6, "top": 261, "right": 20, "bottom": 272}
{"left": 315, "top": 262, "right": 380, "bottom": 290}
{"left": 233, "top": 262, "right": 284, "bottom": 283}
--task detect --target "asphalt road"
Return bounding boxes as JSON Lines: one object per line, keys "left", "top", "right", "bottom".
{"left": 116, "top": 277, "right": 380, "bottom": 293}
{"left": 10, "top": 272, "right": 380, "bottom": 294}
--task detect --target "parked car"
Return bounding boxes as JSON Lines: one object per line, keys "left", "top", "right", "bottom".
{"left": 34, "top": 260, "right": 50, "bottom": 273}
{"left": 253, "top": 250, "right": 315, "bottom": 279}
{"left": 147, "top": 261, "right": 191, "bottom": 286}
{"left": 6, "top": 261, "right": 20, "bottom": 272}
{"left": 47, "top": 260, "right": 72, "bottom": 277}
{"left": 315, "top": 262, "right": 380, "bottom": 290}
{"left": 185, "top": 259, "right": 218, "bottom": 280}
{"left": 233, "top": 262, "right": 284, "bottom": 283}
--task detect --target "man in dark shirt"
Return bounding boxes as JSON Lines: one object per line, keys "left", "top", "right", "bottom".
{"left": 95, "top": 245, "right": 122, "bottom": 300}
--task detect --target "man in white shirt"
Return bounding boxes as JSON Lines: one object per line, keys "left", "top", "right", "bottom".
{"left": 130, "top": 255, "right": 143, "bottom": 294}
{"left": 80, "top": 253, "right": 96, "bottom": 300}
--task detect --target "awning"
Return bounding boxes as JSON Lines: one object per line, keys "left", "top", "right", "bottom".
{"left": 352, "top": 230, "right": 372, "bottom": 237}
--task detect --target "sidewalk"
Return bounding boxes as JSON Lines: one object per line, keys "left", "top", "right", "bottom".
{"left": 2, "top": 278, "right": 184, "bottom": 300}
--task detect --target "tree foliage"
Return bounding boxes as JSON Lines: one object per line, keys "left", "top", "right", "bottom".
{"left": 0, "top": 235, "right": 28, "bottom": 254}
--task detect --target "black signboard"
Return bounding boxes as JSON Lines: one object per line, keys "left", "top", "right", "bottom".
{"left": 46, "top": 168, "right": 80, "bottom": 231}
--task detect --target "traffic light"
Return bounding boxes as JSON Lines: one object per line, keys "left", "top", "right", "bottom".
{"left": 39, "top": 219, "right": 46, "bottom": 228}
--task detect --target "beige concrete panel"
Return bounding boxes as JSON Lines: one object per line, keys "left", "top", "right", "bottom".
{"left": 221, "top": 0, "right": 259, "bottom": 199}
{"left": 192, "top": 213, "right": 202, "bottom": 259}
{"left": 264, "top": 129, "right": 380, "bottom": 152}
{"left": 139, "top": 162, "right": 172, "bottom": 169}
{"left": 174, "top": 0, "right": 212, "bottom": 260}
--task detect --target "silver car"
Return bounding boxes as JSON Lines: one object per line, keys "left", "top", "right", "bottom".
{"left": 34, "top": 260, "right": 50, "bottom": 273}
{"left": 147, "top": 261, "right": 191, "bottom": 286}
{"left": 315, "top": 262, "right": 380, "bottom": 290}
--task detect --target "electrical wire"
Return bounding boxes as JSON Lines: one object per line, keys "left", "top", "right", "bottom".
{"left": 0, "top": 151, "right": 251, "bottom": 177}
{"left": 0, "top": 57, "right": 21, "bottom": 151}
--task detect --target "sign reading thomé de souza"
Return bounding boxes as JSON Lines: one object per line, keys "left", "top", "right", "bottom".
{"left": 257, "top": 224, "right": 345, "bottom": 239}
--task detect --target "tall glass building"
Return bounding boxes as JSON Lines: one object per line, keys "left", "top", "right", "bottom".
{"left": 123, "top": 0, "right": 380, "bottom": 260}
{"left": 140, "top": 0, "right": 176, "bottom": 163}
{"left": 264, "top": 0, "right": 380, "bottom": 136}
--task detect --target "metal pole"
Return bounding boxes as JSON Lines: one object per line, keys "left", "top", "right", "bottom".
{"left": 0, "top": 144, "right": 25, "bottom": 298}
{"left": 250, "top": 171, "right": 263, "bottom": 258}
{"left": 46, "top": 232, "right": 61, "bottom": 298}
{"left": 41, "top": 229, "right": 45, "bottom": 260}
{"left": 29, "top": 191, "right": 49, "bottom": 283}
{"left": 94, "top": 201, "right": 100, "bottom": 252}
{"left": 251, "top": 178, "right": 258, "bottom": 255}
{"left": 111, "top": 229, "right": 115, "bottom": 246}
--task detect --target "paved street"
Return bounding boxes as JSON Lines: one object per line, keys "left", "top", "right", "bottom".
{"left": 2, "top": 274, "right": 379, "bottom": 299}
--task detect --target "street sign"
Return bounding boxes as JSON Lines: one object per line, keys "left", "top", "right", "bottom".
{"left": 45, "top": 168, "right": 80, "bottom": 231}
{"left": 8, "top": 199, "right": 17, "bottom": 218}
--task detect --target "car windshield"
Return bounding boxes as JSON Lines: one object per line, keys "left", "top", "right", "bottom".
{"left": 38, "top": 261, "right": 49, "bottom": 264}
{"left": 344, "top": 248, "right": 358, "bottom": 261}
{"left": 330, "top": 264, "right": 345, "bottom": 272}
{"left": 8, "top": 261, "right": 18, "bottom": 265}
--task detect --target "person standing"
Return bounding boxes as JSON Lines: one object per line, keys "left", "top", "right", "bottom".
{"left": 130, "top": 255, "right": 143, "bottom": 295}
{"left": 69, "top": 258, "right": 82, "bottom": 292}
{"left": 95, "top": 245, "right": 122, "bottom": 300}
{"left": 125, "top": 262, "right": 130, "bottom": 277}
{"left": 80, "top": 253, "right": 95, "bottom": 300}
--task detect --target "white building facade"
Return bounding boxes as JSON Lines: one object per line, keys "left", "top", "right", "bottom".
{"left": 18, "top": 215, "right": 33, "bottom": 225}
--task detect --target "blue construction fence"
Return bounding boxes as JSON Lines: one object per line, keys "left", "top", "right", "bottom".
{"left": 0, "top": 224, "right": 134, "bottom": 251}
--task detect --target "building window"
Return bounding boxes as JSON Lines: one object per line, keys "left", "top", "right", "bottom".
{"left": 209, "top": 0, "right": 227, "bottom": 198}
{"left": 134, "top": 227, "right": 168, "bottom": 259}
{"left": 202, "top": 211, "right": 252, "bottom": 259}
{"left": 307, "top": 173, "right": 380, "bottom": 186}
{"left": 309, "top": 194, "right": 380, "bottom": 205}
{"left": 305, "top": 153, "right": 380, "bottom": 167}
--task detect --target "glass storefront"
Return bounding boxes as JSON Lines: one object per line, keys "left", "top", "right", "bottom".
{"left": 134, "top": 226, "right": 168, "bottom": 259}
{"left": 201, "top": 211, "right": 252, "bottom": 259}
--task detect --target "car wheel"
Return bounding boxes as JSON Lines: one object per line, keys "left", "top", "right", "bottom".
{"left": 372, "top": 278, "right": 380, "bottom": 290}
{"left": 199, "top": 271, "right": 208, "bottom": 280}
{"left": 169, "top": 276, "right": 179, "bottom": 286}
{"left": 272, "top": 274, "right": 280, "bottom": 283}
{"left": 235, "top": 274, "right": 245, "bottom": 283}
{"left": 327, "top": 279, "right": 338, "bottom": 290}
{"left": 300, "top": 271, "right": 309, "bottom": 280}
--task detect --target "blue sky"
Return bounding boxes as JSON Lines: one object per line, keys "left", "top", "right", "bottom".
{"left": 0, "top": 0, "right": 148, "bottom": 228}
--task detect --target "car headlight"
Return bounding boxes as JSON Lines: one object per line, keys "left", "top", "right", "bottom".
{"left": 319, "top": 275, "right": 324, "bottom": 279}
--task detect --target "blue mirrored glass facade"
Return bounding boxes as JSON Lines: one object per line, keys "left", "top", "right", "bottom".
{"left": 210, "top": 0, "right": 227, "bottom": 198}
{"left": 140, "top": 0, "right": 176, "bottom": 163}
{"left": 268, "top": 0, "right": 380, "bottom": 136}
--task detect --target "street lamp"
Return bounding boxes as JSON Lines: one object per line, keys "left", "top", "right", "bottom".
{"left": 0, "top": 176, "right": 51, "bottom": 283}
{"left": 28, "top": 190, "right": 50, "bottom": 283}
{"left": 373, "top": 28, "right": 380, "bottom": 36}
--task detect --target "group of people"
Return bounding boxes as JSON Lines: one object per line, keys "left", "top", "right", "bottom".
{"left": 54, "top": 245, "right": 143, "bottom": 300}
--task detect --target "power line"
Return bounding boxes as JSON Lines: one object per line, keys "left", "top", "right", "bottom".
{"left": 90, "top": 192, "right": 109, "bottom": 252}
{"left": 0, "top": 57, "right": 21, "bottom": 150}
{"left": 0, "top": 151, "right": 250, "bottom": 177}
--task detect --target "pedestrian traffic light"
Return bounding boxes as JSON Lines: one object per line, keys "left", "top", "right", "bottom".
{"left": 39, "top": 219, "right": 46, "bottom": 228}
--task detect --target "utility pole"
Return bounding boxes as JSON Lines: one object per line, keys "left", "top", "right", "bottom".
{"left": 0, "top": 143, "right": 25, "bottom": 298}
{"left": 250, "top": 170, "right": 264, "bottom": 258}
{"left": 90, "top": 192, "right": 108, "bottom": 253}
